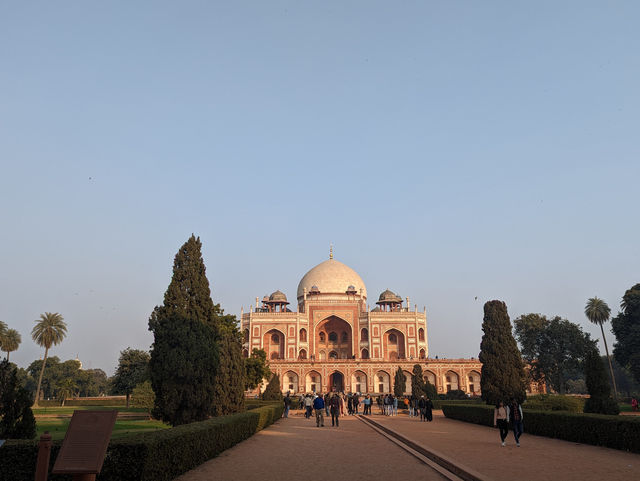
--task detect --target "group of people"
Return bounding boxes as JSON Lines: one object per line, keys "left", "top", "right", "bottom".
{"left": 493, "top": 399, "right": 524, "bottom": 447}
{"left": 287, "top": 392, "right": 437, "bottom": 425}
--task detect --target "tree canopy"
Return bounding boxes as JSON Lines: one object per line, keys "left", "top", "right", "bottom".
{"left": 1, "top": 328, "right": 21, "bottom": 361}
{"left": 514, "top": 313, "right": 591, "bottom": 394}
{"left": 112, "top": 348, "right": 150, "bottom": 407}
{"left": 244, "top": 348, "right": 270, "bottom": 390}
{"left": 479, "top": 300, "right": 527, "bottom": 404}
{"left": 611, "top": 283, "right": 640, "bottom": 384}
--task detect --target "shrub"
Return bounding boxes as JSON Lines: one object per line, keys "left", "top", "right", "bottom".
{"left": 37, "top": 398, "right": 126, "bottom": 407}
{"left": 261, "top": 375, "right": 283, "bottom": 401}
{"left": 0, "top": 403, "right": 284, "bottom": 481}
{"left": 441, "top": 404, "right": 640, "bottom": 453}
{"left": 523, "top": 394, "right": 584, "bottom": 413}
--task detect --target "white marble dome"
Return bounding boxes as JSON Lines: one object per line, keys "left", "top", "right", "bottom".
{"left": 297, "top": 259, "right": 367, "bottom": 300}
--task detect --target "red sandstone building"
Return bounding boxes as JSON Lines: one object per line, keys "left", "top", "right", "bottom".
{"left": 241, "top": 252, "right": 486, "bottom": 395}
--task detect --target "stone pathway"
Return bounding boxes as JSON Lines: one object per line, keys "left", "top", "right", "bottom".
{"left": 176, "top": 410, "right": 640, "bottom": 481}
{"left": 175, "top": 412, "right": 447, "bottom": 481}
{"left": 372, "top": 411, "right": 640, "bottom": 481}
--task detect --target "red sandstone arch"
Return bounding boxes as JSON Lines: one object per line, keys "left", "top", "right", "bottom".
{"left": 263, "top": 328, "right": 285, "bottom": 360}
{"left": 299, "top": 328, "right": 307, "bottom": 342}
{"left": 315, "top": 316, "right": 352, "bottom": 359}
{"left": 305, "top": 370, "right": 322, "bottom": 393}
{"left": 351, "top": 370, "right": 367, "bottom": 393}
{"left": 445, "top": 370, "right": 460, "bottom": 392}
{"left": 383, "top": 328, "right": 405, "bottom": 360}
{"left": 424, "top": 370, "right": 437, "bottom": 390}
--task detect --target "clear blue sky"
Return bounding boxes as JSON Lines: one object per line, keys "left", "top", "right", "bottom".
{"left": 1, "top": 1, "right": 638, "bottom": 375}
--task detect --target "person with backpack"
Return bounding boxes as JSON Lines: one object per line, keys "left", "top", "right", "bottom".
{"left": 509, "top": 398, "right": 524, "bottom": 447}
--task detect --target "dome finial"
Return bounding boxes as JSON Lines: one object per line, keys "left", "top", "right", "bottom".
{"left": 329, "top": 244, "right": 334, "bottom": 260}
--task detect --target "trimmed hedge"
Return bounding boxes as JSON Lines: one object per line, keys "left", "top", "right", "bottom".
{"left": 0, "top": 403, "right": 284, "bottom": 481}
{"left": 441, "top": 404, "right": 640, "bottom": 453}
{"left": 523, "top": 395, "right": 585, "bottom": 413}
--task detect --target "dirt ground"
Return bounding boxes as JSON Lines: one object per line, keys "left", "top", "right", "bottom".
{"left": 176, "top": 409, "right": 640, "bottom": 481}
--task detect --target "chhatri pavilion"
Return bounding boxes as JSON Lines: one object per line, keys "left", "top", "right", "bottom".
{"left": 241, "top": 249, "right": 494, "bottom": 396}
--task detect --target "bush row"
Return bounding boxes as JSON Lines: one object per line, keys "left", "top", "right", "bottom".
{"left": 523, "top": 394, "right": 585, "bottom": 413}
{"left": 441, "top": 404, "right": 640, "bottom": 453}
{"left": 0, "top": 403, "right": 284, "bottom": 481}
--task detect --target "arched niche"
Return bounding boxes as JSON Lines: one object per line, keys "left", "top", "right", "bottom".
{"left": 315, "top": 316, "right": 352, "bottom": 359}
{"left": 263, "top": 328, "right": 285, "bottom": 360}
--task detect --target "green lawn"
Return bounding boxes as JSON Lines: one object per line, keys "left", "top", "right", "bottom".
{"left": 33, "top": 406, "right": 146, "bottom": 415}
{"left": 37, "top": 418, "right": 170, "bottom": 441}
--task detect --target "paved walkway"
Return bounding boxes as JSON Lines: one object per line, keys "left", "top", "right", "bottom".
{"left": 177, "top": 410, "right": 640, "bottom": 481}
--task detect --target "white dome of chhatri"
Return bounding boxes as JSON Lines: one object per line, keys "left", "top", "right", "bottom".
{"left": 296, "top": 258, "right": 367, "bottom": 300}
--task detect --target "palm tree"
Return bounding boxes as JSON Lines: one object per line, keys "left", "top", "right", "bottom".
{"left": 31, "top": 312, "right": 67, "bottom": 406}
{"left": 2, "top": 329, "right": 22, "bottom": 361}
{"left": 0, "top": 320, "right": 7, "bottom": 349}
{"left": 57, "top": 378, "right": 77, "bottom": 406}
{"left": 585, "top": 297, "right": 617, "bottom": 398}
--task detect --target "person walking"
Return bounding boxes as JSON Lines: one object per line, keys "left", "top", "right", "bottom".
{"left": 283, "top": 393, "right": 291, "bottom": 418}
{"left": 509, "top": 399, "right": 524, "bottom": 447}
{"left": 632, "top": 397, "right": 638, "bottom": 412}
{"left": 493, "top": 401, "right": 509, "bottom": 446}
{"left": 364, "top": 394, "right": 371, "bottom": 415}
{"left": 347, "top": 394, "right": 353, "bottom": 415}
{"left": 304, "top": 394, "right": 313, "bottom": 419}
{"left": 313, "top": 393, "right": 325, "bottom": 427}
{"left": 418, "top": 395, "right": 428, "bottom": 421}
{"left": 377, "top": 395, "right": 383, "bottom": 414}
{"left": 425, "top": 396, "right": 434, "bottom": 422}
{"left": 353, "top": 394, "right": 360, "bottom": 414}
{"left": 392, "top": 395, "right": 398, "bottom": 416}
{"left": 330, "top": 394, "right": 342, "bottom": 427}
{"left": 324, "top": 393, "right": 331, "bottom": 417}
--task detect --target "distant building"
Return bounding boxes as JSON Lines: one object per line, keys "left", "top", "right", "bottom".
{"left": 241, "top": 251, "right": 485, "bottom": 395}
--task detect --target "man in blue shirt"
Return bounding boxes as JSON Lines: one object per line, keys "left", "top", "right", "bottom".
{"left": 313, "top": 393, "right": 325, "bottom": 427}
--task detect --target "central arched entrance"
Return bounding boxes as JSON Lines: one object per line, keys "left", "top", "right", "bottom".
{"left": 315, "top": 316, "right": 352, "bottom": 359}
{"left": 329, "top": 371, "right": 344, "bottom": 392}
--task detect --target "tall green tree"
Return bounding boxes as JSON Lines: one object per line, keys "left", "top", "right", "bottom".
{"left": 393, "top": 367, "right": 406, "bottom": 397}
{"left": 2, "top": 329, "right": 21, "bottom": 361}
{"left": 0, "top": 360, "right": 36, "bottom": 439}
{"left": 411, "top": 364, "right": 426, "bottom": 398}
{"left": 479, "top": 300, "right": 527, "bottom": 405}
{"left": 31, "top": 312, "right": 67, "bottom": 407}
{"left": 611, "top": 283, "right": 640, "bottom": 384}
{"left": 514, "top": 314, "right": 590, "bottom": 394}
{"left": 57, "top": 378, "right": 77, "bottom": 406}
{"left": 583, "top": 343, "right": 619, "bottom": 414}
{"left": 112, "top": 348, "right": 150, "bottom": 407}
{"left": 585, "top": 297, "right": 617, "bottom": 398}
{"left": 244, "top": 348, "right": 270, "bottom": 390}
{"left": 149, "top": 235, "right": 243, "bottom": 425}
{"left": 261, "top": 374, "right": 283, "bottom": 401}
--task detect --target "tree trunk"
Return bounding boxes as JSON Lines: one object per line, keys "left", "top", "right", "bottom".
{"left": 34, "top": 347, "right": 49, "bottom": 408}
{"left": 5, "top": 351, "right": 9, "bottom": 362}
{"left": 600, "top": 324, "right": 618, "bottom": 399}
{"left": 126, "top": 392, "right": 130, "bottom": 408}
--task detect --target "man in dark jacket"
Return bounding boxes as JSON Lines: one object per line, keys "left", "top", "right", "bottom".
{"left": 313, "top": 394, "right": 325, "bottom": 427}
{"left": 330, "top": 394, "right": 342, "bottom": 427}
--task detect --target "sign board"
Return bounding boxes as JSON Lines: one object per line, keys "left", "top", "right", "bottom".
{"left": 52, "top": 410, "right": 117, "bottom": 475}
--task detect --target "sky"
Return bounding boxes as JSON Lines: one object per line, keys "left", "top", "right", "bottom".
{"left": 1, "top": 1, "right": 638, "bottom": 375}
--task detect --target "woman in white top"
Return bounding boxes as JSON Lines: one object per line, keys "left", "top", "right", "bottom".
{"left": 493, "top": 401, "right": 510, "bottom": 446}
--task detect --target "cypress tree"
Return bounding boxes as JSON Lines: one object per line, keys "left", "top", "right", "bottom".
{"left": 148, "top": 235, "right": 222, "bottom": 425}
{"left": 584, "top": 343, "right": 619, "bottom": 414}
{"left": 393, "top": 367, "right": 406, "bottom": 397}
{"left": 411, "top": 364, "right": 426, "bottom": 398}
{"left": 261, "top": 374, "right": 283, "bottom": 401}
{"left": 209, "top": 312, "right": 245, "bottom": 416}
{"left": 479, "top": 300, "right": 527, "bottom": 405}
